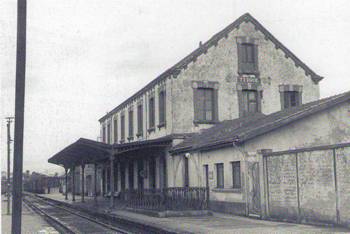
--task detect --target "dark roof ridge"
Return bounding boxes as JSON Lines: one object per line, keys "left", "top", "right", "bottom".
{"left": 99, "top": 13, "right": 323, "bottom": 122}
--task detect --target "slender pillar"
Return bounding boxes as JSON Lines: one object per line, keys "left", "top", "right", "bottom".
{"left": 81, "top": 164, "right": 85, "bottom": 202}
{"left": 72, "top": 166, "right": 75, "bottom": 202}
{"left": 94, "top": 163, "right": 98, "bottom": 204}
{"left": 65, "top": 167, "right": 68, "bottom": 200}
{"left": 110, "top": 155, "right": 115, "bottom": 208}
{"left": 104, "top": 165, "right": 108, "bottom": 195}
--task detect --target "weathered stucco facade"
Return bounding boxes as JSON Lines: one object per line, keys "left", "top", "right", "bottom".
{"left": 99, "top": 13, "right": 321, "bottom": 143}
{"left": 172, "top": 98, "right": 350, "bottom": 225}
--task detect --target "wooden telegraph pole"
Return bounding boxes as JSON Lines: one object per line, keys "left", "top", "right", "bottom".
{"left": 12, "top": 0, "right": 27, "bottom": 233}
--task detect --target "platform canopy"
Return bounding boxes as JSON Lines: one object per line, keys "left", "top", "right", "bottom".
{"left": 48, "top": 138, "right": 111, "bottom": 168}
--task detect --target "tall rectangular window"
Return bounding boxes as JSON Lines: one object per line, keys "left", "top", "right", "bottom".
{"left": 232, "top": 161, "right": 241, "bottom": 189}
{"left": 158, "top": 90, "right": 166, "bottom": 126}
{"left": 113, "top": 118, "right": 118, "bottom": 143}
{"left": 242, "top": 90, "right": 258, "bottom": 114}
{"left": 128, "top": 109, "right": 134, "bottom": 140}
{"left": 120, "top": 114, "right": 125, "bottom": 142}
{"left": 137, "top": 104, "right": 143, "bottom": 136}
{"left": 149, "top": 96, "right": 155, "bottom": 129}
{"left": 242, "top": 43, "right": 255, "bottom": 64}
{"left": 283, "top": 91, "right": 301, "bottom": 109}
{"left": 216, "top": 163, "right": 224, "bottom": 188}
{"left": 237, "top": 40, "right": 258, "bottom": 74}
{"left": 107, "top": 123, "right": 111, "bottom": 144}
{"left": 102, "top": 125, "right": 106, "bottom": 143}
{"left": 194, "top": 88, "right": 215, "bottom": 122}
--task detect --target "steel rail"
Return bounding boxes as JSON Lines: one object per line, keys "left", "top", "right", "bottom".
{"left": 23, "top": 194, "right": 131, "bottom": 234}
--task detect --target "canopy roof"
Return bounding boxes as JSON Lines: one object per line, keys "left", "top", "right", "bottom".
{"left": 48, "top": 138, "right": 111, "bottom": 168}
{"left": 48, "top": 135, "right": 185, "bottom": 168}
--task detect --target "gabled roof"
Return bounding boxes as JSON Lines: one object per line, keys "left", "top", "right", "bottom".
{"left": 171, "top": 91, "right": 350, "bottom": 154}
{"left": 99, "top": 13, "right": 323, "bottom": 122}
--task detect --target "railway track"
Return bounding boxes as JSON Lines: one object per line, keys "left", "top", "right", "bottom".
{"left": 23, "top": 194, "right": 134, "bottom": 234}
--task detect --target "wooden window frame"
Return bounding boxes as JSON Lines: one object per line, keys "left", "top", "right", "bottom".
{"left": 216, "top": 163, "right": 224, "bottom": 189}
{"left": 279, "top": 85, "right": 303, "bottom": 110}
{"left": 237, "top": 37, "right": 259, "bottom": 75}
{"left": 120, "top": 113, "right": 125, "bottom": 143}
{"left": 136, "top": 104, "right": 143, "bottom": 137}
{"left": 113, "top": 117, "right": 118, "bottom": 143}
{"left": 102, "top": 125, "right": 106, "bottom": 143}
{"left": 148, "top": 96, "right": 156, "bottom": 132}
{"left": 192, "top": 81, "right": 219, "bottom": 124}
{"left": 231, "top": 161, "right": 241, "bottom": 189}
{"left": 242, "top": 89, "right": 259, "bottom": 114}
{"left": 128, "top": 109, "right": 134, "bottom": 141}
{"left": 158, "top": 90, "right": 166, "bottom": 128}
{"left": 107, "top": 123, "right": 111, "bottom": 144}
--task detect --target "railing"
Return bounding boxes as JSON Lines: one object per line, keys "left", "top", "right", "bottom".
{"left": 123, "top": 187, "right": 208, "bottom": 211}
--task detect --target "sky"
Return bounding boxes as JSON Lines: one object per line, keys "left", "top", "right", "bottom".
{"left": 1, "top": 0, "right": 350, "bottom": 175}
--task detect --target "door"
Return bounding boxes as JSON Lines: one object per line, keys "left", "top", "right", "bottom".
{"left": 247, "top": 161, "right": 261, "bottom": 217}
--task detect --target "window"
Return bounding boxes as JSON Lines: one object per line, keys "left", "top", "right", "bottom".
{"left": 232, "top": 161, "right": 241, "bottom": 189}
{"left": 113, "top": 118, "right": 118, "bottom": 143}
{"left": 158, "top": 90, "right": 166, "bottom": 126}
{"left": 102, "top": 125, "right": 106, "bottom": 143}
{"left": 242, "top": 43, "right": 255, "bottom": 63}
{"left": 120, "top": 114, "right": 125, "bottom": 142}
{"left": 128, "top": 109, "right": 134, "bottom": 140}
{"left": 216, "top": 163, "right": 224, "bottom": 188}
{"left": 194, "top": 88, "right": 215, "bottom": 122}
{"left": 242, "top": 90, "right": 258, "bottom": 115}
{"left": 137, "top": 104, "right": 143, "bottom": 136}
{"left": 149, "top": 96, "right": 155, "bottom": 130}
{"left": 107, "top": 123, "right": 111, "bottom": 144}
{"left": 283, "top": 91, "right": 301, "bottom": 109}
{"left": 237, "top": 40, "right": 258, "bottom": 74}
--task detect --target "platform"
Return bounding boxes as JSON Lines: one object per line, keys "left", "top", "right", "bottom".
{"left": 38, "top": 192, "right": 350, "bottom": 233}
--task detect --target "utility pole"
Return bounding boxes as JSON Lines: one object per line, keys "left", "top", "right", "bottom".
{"left": 6, "top": 117, "right": 14, "bottom": 215}
{"left": 12, "top": 0, "right": 27, "bottom": 233}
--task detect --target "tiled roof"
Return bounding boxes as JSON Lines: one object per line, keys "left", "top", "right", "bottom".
{"left": 170, "top": 91, "right": 350, "bottom": 154}
{"left": 99, "top": 13, "right": 323, "bottom": 122}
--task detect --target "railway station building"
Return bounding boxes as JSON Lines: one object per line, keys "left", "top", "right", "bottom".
{"left": 48, "top": 13, "right": 350, "bottom": 226}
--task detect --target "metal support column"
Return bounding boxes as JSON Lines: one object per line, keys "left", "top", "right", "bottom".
{"left": 94, "top": 163, "right": 98, "bottom": 205}
{"left": 65, "top": 167, "right": 68, "bottom": 200}
{"left": 72, "top": 166, "right": 75, "bottom": 202}
{"left": 110, "top": 154, "right": 115, "bottom": 208}
{"left": 81, "top": 164, "right": 85, "bottom": 203}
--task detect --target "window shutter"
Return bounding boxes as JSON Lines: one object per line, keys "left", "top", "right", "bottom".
{"left": 298, "top": 92, "right": 302, "bottom": 106}
{"left": 253, "top": 44, "right": 258, "bottom": 72}
{"left": 213, "top": 89, "right": 219, "bottom": 121}
{"left": 193, "top": 89, "right": 200, "bottom": 121}
{"left": 237, "top": 43, "right": 243, "bottom": 73}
